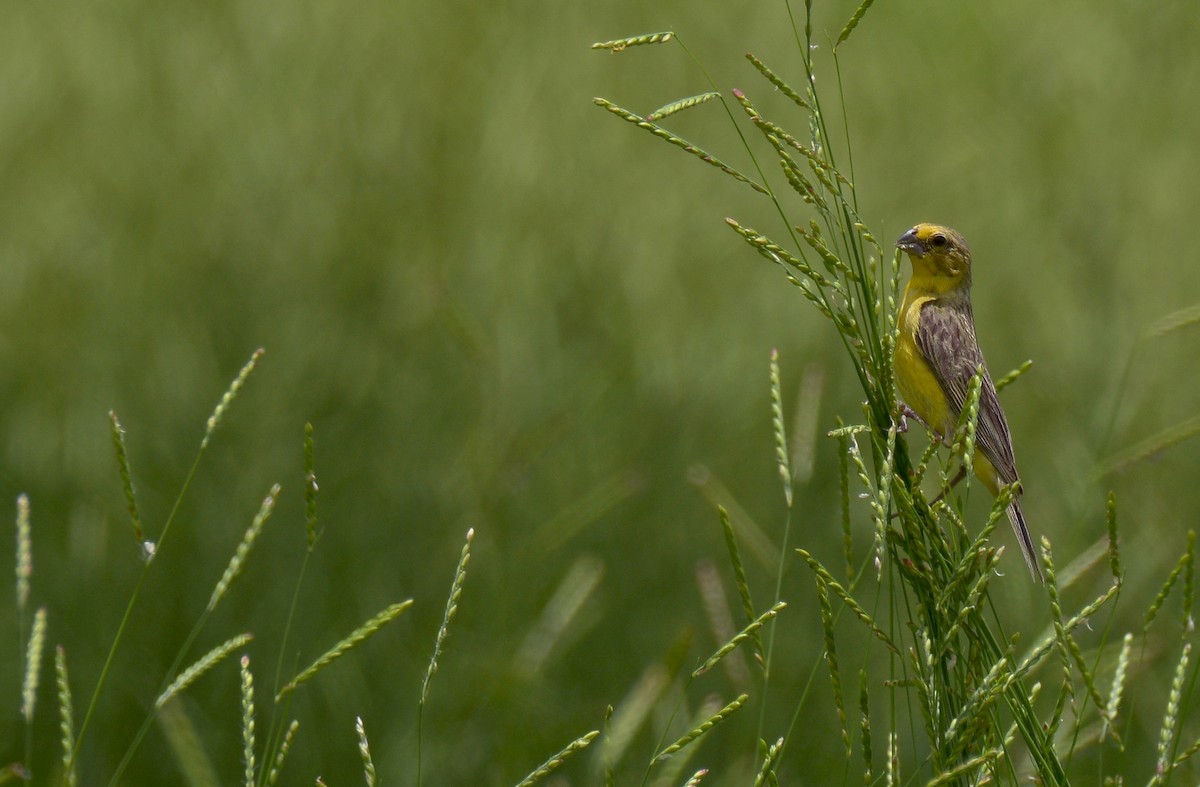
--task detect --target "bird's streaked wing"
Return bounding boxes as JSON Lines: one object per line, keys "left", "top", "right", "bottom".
{"left": 916, "top": 300, "right": 1020, "bottom": 485}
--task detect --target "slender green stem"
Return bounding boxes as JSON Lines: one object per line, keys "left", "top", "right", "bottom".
{"left": 70, "top": 447, "right": 208, "bottom": 773}
{"left": 109, "top": 481, "right": 277, "bottom": 784}
{"left": 417, "top": 700, "right": 425, "bottom": 787}
{"left": 1095, "top": 335, "right": 1140, "bottom": 468}
{"left": 259, "top": 550, "right": 313, "bottom": 787}
{"left": 754, "top": 505, "right": 793, "bottom": 755}
{"left": 778, "top": 550, "right": 876, "bottom": 761}
{"left": 107, "top": 603, "right": 213, "bottom": 786}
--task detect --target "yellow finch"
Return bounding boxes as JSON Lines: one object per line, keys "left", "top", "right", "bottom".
{"left": 894, "top": 223, "right": 1041, "bottom": 581}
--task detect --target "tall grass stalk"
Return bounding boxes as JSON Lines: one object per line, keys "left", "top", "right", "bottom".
{"left": 753, "top": 349, "right": 798, "bottom": 762}
{"left": 71, "top": 349, "right": 265, "bottom": 775}
{"left": 601, "top": 597, "right": 790, "bottom": 784}
{"left": 109, "top": 484, "right": 281, "bottom": 785}
{"left": 418, "top": 528, "right": 476, "bottom": 787}
{"left": 589, "top": 1, "right": 1184, "bottom": 782}
{"left": 259, "top": 422, "right": 322, "bottom": 787}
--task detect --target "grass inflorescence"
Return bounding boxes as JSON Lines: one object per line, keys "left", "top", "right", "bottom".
{"left": 3, "top": 2, "right": 1196, "bottom": 784}
{"left": 156, "top": 633, "right": 255, "bottom": 709}
{"left": 514, "top": 730, "right": 600, "bottom": 787}
{"left": 356, "top": 716, "right": 376, "bottom": 787}
{"left": 275, "top": 599, "right": 415, "bottom": 702}
{"left": 653, "top": 694, "right": 749, "bottom": 764}
{"left": 241, "top": 655, "right": 257, "bottom": 787}
{"left": 7, "top": 351, "right": 586, "bottom": 785}
{"left": 55, "top": 646, "right": 77, "bottom": 787}
{"left": 595, "top": 0, "right": 1198, "bottom": 782}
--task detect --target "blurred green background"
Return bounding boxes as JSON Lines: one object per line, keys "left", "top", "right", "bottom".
{"left": 2, "top": 0, "right": 1199, "bottom": 782}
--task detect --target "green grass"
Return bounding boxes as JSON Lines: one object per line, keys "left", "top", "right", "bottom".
{"left": 4, "top": 0, "right": 1200, "bottom": 783}
{"left": 587, "top": 2, "right": 1200, "bottom": 783}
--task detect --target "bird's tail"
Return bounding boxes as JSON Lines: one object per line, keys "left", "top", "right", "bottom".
{"left": 1007, "top": 498, "right": 1043, "bottom": 583}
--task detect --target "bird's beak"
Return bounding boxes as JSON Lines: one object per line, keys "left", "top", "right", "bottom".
{"left": 896, "top": 228, "right": 927, "bottom": 256}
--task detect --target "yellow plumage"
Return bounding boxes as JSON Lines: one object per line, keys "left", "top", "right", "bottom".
{"left": 894, "top": 223, "right": 1042, "bottom": 582}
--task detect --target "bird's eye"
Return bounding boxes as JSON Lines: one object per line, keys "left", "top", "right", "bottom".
{"left": 931, "top": 234, "right": 947, "bottom": 248}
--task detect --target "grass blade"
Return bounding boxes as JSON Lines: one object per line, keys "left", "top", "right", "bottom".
{"left": 695, "top": 560, "right": 750, "bottom": 688}
{"left": 1148, "top": 302, "right": 1200, "bottom": 336}
{"left": 1100, "top": 414, "right": 1200, "bottom": 477}
{"left": 514, "top": 556, "right": 604, "bottom": 676}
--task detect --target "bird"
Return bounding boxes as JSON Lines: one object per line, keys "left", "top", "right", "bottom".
{"left": 894, "top": 223, "right": 1042, "bottom": 582}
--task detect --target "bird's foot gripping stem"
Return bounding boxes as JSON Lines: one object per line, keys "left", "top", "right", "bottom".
{"left": 895, "top": 403, "right": 941, "bottom": 441}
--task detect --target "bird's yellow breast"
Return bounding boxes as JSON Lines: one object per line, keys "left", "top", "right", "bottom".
{"left": 895, "top": 293, "right": 954, "bottom": 438}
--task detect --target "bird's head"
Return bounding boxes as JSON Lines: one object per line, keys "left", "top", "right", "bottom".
{"left": 896, "top": 223, "right": 972, "bottom": 286}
